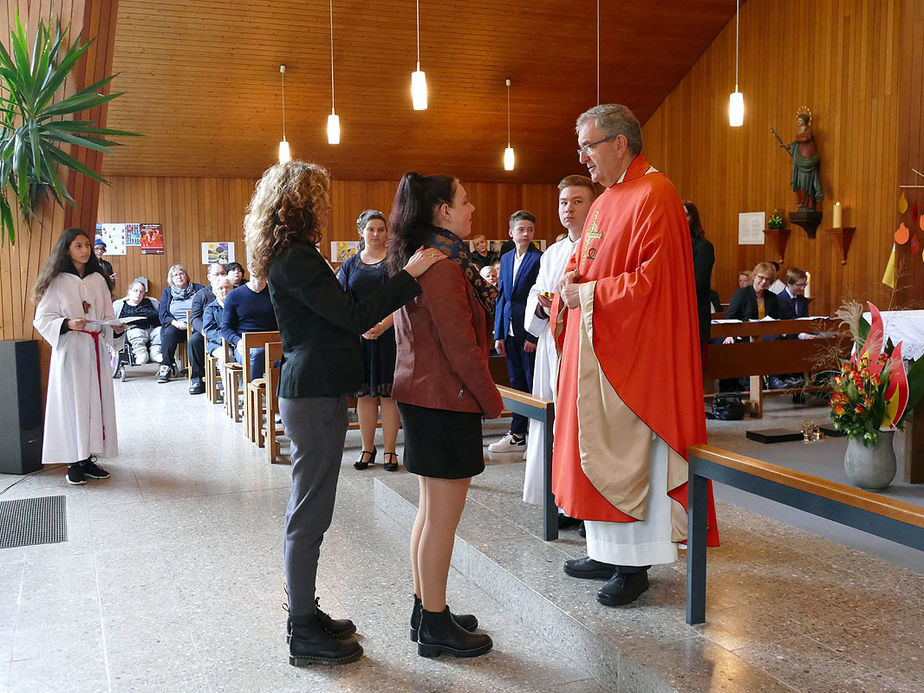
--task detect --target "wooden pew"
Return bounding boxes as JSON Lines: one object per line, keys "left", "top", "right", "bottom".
{"left": 685, "top": 443, "right": 924, "bottom": 625}
{"left": 240, "top": 330, "right": 280, "bottom": 443}
{"left": 495, "top": 385, "right": 557, "bottom": 541}
{"left": 705, "top": 318, "right": 851, "bottom": 417}
{"left": 263, "top": 341, "right": 288, "bottom": 464}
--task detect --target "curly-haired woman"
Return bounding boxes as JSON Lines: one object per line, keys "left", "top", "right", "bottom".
{"left": 244, "top": 160, "right": 444, "bottom": 667}
{"left": 33, "top": 228, "right": 126, "bottom": 485}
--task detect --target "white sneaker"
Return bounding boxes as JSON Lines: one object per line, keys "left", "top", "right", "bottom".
{"left": 488, "top": 432, "right": 526, "bottom": 453}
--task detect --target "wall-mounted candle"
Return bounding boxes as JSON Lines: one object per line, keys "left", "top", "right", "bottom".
{"left": 832, "top": 202, "right": 842, "bottom": 228}
{"left": 805, "top": 271, "right": 811, "bottom": 299}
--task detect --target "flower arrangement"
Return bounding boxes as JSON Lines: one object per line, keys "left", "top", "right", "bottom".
{"left": 830, "top": 303, "right": 909, "bottom": 446}
{"left": 767, "top": 209, "right": 785, "bottom": 230}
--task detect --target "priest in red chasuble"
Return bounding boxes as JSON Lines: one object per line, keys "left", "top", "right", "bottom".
{"left": 554, "top": 104, "right": 719, "bottom": 607}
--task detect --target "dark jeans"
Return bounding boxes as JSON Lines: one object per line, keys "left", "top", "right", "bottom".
{"left": 234, "top": 346, "right": 266, "bottom": 380}
{"left": 160, "top": 324, "right": 187, "bottom": 367}
{"left": 280, "top": 395, "right": 349, "bottom": 616}
{"left": 504, "top": 333, "right": 536, "bottom": 435}
{"left": 187, "top": 330, "right": 205, "bottom": 380}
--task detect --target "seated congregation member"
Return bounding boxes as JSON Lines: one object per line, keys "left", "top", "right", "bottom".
{"left": 187, "top": 262, "right": 227, "bottom": 395}
{"left": 157, "top": 265, "right": 204, "bottom": 383}
{"left": 113, "top": 279, "right": 161, "bottom": 365}
{"left": 721, "top": 261, "right": 787, "bottom": 392}
{"left": 469, "top": 233, "right": 497, "bottom": 269}
{"left": 479, "top": 263, "right": 498, "bottom": 287}
{"left": 768, "top": 261, "right": 786, "bottom": 294}
{"left": 337, "top": 209, "right": 402, "bottom": 472}
{"left": 220, "top": 271, "right": 278, "bottom": 380}
{"left": 203, "top": 276, "right": 234, "bottom": 359}
{"left": 737, "top": 269, "right": 751, "bottom": 288}
{"left": 489, "top": 209, "right": 542, "bottom": 454}
{"left": 723, "top": 261, "right": 785, "bottom": 334}
{"left": 390, "top": 173, "right": 502, "bottom": 659}
{"left": 245, "top": 160, "right": 444, "bottom": 666}
{"left": 225, "top": 261, "right": 245, "bottom": 287}
{"left": 777, "top": 267, "right": 811, "bottom": 321}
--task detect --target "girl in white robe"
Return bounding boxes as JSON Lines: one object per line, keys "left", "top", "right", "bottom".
{"left": 32, "top": 228, "right": 125, "bottom": 485}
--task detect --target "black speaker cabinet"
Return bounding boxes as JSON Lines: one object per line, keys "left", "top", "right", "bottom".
{"left": 0, "top": 340, "right": 43, "bottom": 474}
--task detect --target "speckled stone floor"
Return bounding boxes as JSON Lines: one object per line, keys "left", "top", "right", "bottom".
{"left": 1, "top": 373, "right": 922, "bottom": 692}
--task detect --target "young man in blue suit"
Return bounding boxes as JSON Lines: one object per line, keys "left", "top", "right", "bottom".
{"left": 490, "top": 210, "right": 543, "bottom": 453}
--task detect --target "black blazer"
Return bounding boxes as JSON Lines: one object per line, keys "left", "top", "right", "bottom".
{"left": 267, "top": 240, "right": 421, "bottom": 398}
{"left": 776, "top": 288, "right": 810, "bottom": 319}
{"left": 725, "top": 286, "right": 785, "bottom": 321}
{"left": 691, "top": 235, "right": 715, "bottom": 342}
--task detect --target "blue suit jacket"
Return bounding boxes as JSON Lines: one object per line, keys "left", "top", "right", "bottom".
{"left": 776, "top": 288, "right": 810, "bottom": 319}
{"left": 494, "top": 245, "right": 542, "bottom": 342}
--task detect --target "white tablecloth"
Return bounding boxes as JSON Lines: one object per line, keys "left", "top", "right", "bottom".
{"left": 862, "top": 310, "right": 924, "bottom": 361}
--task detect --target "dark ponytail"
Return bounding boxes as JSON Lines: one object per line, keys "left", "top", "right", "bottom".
{"left": 387, "top": 172, "right": 455, "bottom": 275}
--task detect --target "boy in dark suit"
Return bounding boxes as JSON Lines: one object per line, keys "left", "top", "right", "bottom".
{"left": 490, "top": 210, "right": 543, "bottom": 453}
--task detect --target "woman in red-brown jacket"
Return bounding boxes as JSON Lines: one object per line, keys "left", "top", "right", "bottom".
{"left": 388, "top": 173, "right": 504, "bottom": 659}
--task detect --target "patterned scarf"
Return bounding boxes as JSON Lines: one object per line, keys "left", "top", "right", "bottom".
{"left": 428, "top": 227, "right": 498, "bottom": 313}
{"left": 170, "top": 283, "right": 196, "bottom": 301}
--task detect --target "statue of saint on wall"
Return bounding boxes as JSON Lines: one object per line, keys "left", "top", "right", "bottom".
{"left": 771, "top": 109, "right": 823, "bottom": 211}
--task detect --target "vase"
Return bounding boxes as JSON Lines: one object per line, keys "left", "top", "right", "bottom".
{"left": 843, "top": 430, "right": 896, "bottom": 490}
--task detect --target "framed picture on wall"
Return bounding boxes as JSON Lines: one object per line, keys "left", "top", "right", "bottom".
{"left": 201, "top": 242, "right": 235, "bottom": 264}
{"left": 331, "top": 241, "right": 359, "bottom": 262}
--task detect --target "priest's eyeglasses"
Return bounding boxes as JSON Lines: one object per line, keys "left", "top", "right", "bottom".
{"left": 577, "top": 135, "right": 618, "bottom": 157}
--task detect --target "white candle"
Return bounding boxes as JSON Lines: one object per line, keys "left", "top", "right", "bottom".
{"left": 832, "top": 202, "right": 842, "bottom": 228}
{"left": 805, "top": 272, "right": 811, "bottom": 299}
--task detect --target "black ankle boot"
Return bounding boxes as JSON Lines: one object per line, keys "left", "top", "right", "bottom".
{"left": 417, "top": 606, "right": 492, "bottom": 658}
{"left": 409, "top": 596, "right": 478, "bottom": 641}
{"left": 288, "top": 613, "right": 363, "bottom": 666}
{"left": 287, "top": 598, "right": 357, "bottom": 643}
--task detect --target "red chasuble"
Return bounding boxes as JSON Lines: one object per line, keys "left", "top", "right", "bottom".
{"left": 552, "top": 155, "right": 719, "bottom": 546}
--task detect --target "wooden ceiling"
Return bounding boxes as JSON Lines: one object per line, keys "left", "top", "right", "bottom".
{"left": 101, "top": 0, "right": 738, "bottom": 183}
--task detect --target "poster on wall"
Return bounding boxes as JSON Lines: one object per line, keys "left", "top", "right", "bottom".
{"left": 331, "top": 241, "right": 359, "bottom": 262}
{"left": 201, "top": 242, "right": 235, "bottom": 264}
{"left": 139, "top": 223, "right": 164, "bottom": 255}
{"left": 95, "top": 223, "right": 128, "bottom": 255}
{"left": 738, "top": 212, "right": 766, "bottom": 245}
{"left": 125, "top": 224, "right": 141, "bottom": 246}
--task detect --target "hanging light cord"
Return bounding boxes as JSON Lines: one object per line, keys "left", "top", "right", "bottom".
{"left": 734, "top": 0, "right": 739, "bottom": 90}
{"left": 329, "top": 0, "right": 336, "bottom": 111}
{"left": 596, "top": 0, "right": 600, "bottom": 104}
{"left": 416, "top": 0, "right": 421, "bottom": 71}
{"left": 280, "top": 66, "right": 286, "bottom": 140}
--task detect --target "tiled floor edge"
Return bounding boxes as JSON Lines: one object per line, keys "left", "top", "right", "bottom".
{"left": 373, "top": 478, "right": 677, "bottom": 693}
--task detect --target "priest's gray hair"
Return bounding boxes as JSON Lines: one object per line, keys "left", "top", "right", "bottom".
{"left": 576, "top": 104, "right": 642, "bottom": 156}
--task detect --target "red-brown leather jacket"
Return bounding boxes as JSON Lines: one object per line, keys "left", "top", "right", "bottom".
{"left": 392, "top": 259, "right": 504, "bottom": 418}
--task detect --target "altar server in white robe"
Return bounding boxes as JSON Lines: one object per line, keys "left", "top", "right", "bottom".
{"left": 522, "top": 175, "right": 596, "bottom": 504}
{"left": 32, "top": 228, "right": 125, "bottom": 486}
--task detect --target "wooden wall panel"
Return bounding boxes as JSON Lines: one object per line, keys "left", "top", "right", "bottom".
{"left": 0, "top": 0, "right": 118, "bottom": 342}
{"left": 97, "top": 177, "right": 561, "bottom": 299}
{"left": 642, "top": 0, "right": 902, "bottom": 316}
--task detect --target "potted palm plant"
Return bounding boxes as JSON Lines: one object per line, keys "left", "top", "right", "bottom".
{"left": 0, "top": 14, "right": 138, "bottom": 244}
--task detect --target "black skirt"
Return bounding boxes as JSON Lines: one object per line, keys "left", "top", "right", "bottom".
{"left": 397, "top": 402, "right": 485, "bottom": 479}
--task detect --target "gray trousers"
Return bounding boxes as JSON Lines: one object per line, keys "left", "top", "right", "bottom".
{"left": 280, "top": 394, "right": 349, "bottom": 617}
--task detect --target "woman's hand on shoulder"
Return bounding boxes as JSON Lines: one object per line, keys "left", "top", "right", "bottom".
{"left": 403, "top": 246, "right": 446, "bottom": 279}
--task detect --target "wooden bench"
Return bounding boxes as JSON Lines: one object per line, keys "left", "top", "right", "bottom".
{"left": 705, "top": 317, "right": 851, "bottom": 417}
{"left": 685, "top": 443, "right": 924, "bottom": 625}
{"left": 495, "top": 385, "right": 557, "bottom": 541}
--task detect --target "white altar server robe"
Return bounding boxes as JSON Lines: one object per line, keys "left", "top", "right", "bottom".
{"left": 522, "top": 236, "right": 577, "bottom": 504}
{"left": 33, "top": 272, "right": 123, "bottom": 464}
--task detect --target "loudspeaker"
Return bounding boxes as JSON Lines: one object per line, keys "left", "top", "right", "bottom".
{"left": 0, "top": 340, "right": 43, "bottom": 474}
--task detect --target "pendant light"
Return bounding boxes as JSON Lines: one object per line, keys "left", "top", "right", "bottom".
{"left": 728, "top": 0, "right": 744, "bottom": 127}
{"left": 411, "top": 0, "right": 427, "bottom": 110}
{"left": 327, "top": 0, "right": 340, "bottom": 144}
{"left": 503, "top": 79, "right": 515, "bottom": 171}
{"left": 278, "top": 65, "right": 291, "bottom": 163}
